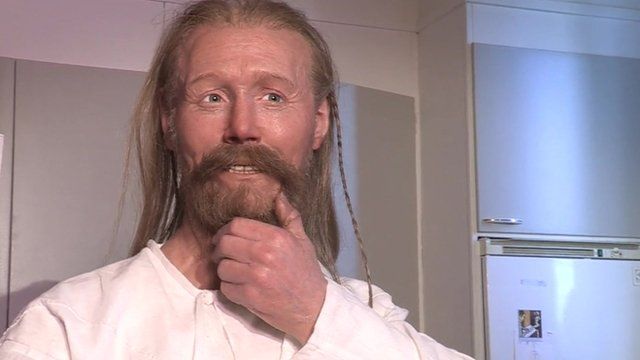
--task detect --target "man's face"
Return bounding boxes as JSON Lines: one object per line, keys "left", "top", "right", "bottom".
{"left": 164, "top": 24, "right": 329, "bottom": 230}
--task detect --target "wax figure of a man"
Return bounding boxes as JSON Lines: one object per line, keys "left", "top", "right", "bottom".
{"left": 0, "top": 1, "right": 474, "bottom": 359}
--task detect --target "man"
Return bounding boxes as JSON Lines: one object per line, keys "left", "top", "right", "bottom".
{"left": 0, "top": 1, "right": 474, "bottom": 359}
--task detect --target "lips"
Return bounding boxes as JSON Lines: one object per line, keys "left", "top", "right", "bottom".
{"left": 226, "top": 164, "right": 260, "bottom": 174}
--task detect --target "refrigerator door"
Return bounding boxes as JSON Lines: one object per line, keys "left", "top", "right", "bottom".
{"left": 483, "top": 255, "right": 640, "bottom": 360}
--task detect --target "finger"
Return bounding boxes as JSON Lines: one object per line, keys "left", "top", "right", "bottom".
{"left": 219, "top": 217, "right": 288, "bottom": 243}
{"left": 220, "top": 281, "right": 243, "bottom": 305}
{"left": 211, "top": 224, "right": 227, "bottom": 246}
{"left": 220, "top": 282, "right": 254, "bottom": 310}
{"left": 212, "top": 234, "right": 253, "bottom": 264}
{"left": 275, "top": 192, "right": 305, "bottom": 239}
{"left": 217, "top": 258, "right": 251, "bottom": 284}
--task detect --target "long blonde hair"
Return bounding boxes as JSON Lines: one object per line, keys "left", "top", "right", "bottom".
{"left": 125, "top": 0, "right": 372, "bottom": 301}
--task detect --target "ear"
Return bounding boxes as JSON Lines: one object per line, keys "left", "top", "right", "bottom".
{"left": 312, "top": 98, "right": 330, "bottom": 150}
{"left": 161, "top": 112, "right": 176, "bottom": 151}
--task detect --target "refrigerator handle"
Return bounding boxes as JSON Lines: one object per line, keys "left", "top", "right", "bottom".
{"left": 482, "top": 218, "right": 523, "bottom": 225}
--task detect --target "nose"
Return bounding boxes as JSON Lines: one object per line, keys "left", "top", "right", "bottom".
{"left": 223, "top": 97, "right": 260, "bottom": 145}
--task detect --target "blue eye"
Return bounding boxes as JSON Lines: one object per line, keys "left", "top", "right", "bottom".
{"left": 265, "top": 93, "right": 283, "bottom": 103}
{"left": 206, "top": 94, "right": 221, "bottom": 103}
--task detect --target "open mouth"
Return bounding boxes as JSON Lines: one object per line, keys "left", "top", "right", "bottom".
{"left": 226, "top": 164, "right": 260, "bottom": 174}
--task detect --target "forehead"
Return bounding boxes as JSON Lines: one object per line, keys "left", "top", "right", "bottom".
{"left": 177, "top": 24, "right": 314, "bottom": 85}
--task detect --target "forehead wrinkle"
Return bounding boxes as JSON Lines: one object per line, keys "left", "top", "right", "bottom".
{"left": 178, "top": 24, "right": 314, "bottom": 96}
{"left": 253, "top": 70, "right": 296, "bottom": 90}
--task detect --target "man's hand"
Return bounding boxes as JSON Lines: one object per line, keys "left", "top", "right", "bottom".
{"left": 211, "top": 193, "right": 328, "bottom": 344}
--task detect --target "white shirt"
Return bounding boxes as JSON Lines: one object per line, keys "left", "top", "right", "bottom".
{"left": 0, "top": 241, "right": 474, "bottom": 360}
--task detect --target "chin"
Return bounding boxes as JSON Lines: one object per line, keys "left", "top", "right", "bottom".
{"left": 235, "top": 186, "right": 277, "bottom": 215}
{"left": 216, "top": 183, "right": 280, "bottom": 226}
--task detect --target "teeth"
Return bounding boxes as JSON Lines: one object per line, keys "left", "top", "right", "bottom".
{"left": 227, "top": 165, "right": 260, "bottom": 174}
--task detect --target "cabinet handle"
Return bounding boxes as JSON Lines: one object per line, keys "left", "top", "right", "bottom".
{"left": 482, "top": 218, "right": 523, "bottom": 225}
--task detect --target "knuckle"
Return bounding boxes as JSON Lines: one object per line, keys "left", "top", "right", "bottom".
{"left": 253, "top": 267, "right": 270, "bottom": 284}
{"left": 257, "top": 248, "right": 276, "bottom": 264}
{"left": 285, "top": 211, "right": 300, "bottom": 225}
{"left": 269, "top": 232, "right": 287, "bottom": 248}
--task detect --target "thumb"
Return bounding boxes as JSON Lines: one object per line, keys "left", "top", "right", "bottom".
{"left": 275, "top": 192, "right": 305, "bottom": 239}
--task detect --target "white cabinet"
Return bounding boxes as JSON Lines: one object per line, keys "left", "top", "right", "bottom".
{"left": 474, "top": 44, "right": 640, "bottom": 238}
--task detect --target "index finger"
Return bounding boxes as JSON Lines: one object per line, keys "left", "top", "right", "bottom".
{"left": 215, "top": 217, "right": 282, "bottom": 243}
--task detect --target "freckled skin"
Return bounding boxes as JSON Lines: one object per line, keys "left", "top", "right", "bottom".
{"left": 161, "top": 24, "right": 330, "bottom": 346}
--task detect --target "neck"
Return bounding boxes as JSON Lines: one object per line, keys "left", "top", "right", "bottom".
{"left": 161, "top": 218, "right": 220, "bottom": 290}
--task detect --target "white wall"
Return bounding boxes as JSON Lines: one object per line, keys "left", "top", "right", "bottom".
{"left": 468, "top": 1, "right": 640, "bottom": 59}
{"left": 0, "top": 0, "right": 165, "bottom": 71}
{"left": 0, "top": 0, "right": 419, "bottom": 98}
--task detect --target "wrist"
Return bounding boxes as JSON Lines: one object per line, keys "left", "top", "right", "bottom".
{"left": 292, "top": 277, "right": 327, "bottom": 344}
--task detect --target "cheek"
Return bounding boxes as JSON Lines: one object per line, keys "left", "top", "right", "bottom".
{"left": 285, "top": 136, "right": 317, "bottom": 170}
{"left": 173, "top": 113, "right": 224, "bottom": 168}
{"left": 268, "top": 121, "right": 316, "bottom": 168}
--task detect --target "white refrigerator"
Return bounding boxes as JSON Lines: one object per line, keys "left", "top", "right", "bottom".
{"left": 480, "top": 238, "right": 640, "bottom": 360}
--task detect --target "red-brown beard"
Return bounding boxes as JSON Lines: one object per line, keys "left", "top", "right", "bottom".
{"left": 179, "top": 144, "right": 308, "bottom": 237}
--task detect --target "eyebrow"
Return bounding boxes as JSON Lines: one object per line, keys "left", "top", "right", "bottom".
{"left": 187, "top": 70, "right": 297, "bottom": 90}
{"left": 254, "top": 71, "right": 296, "bottom": 90}
{"left": 187, "top": 71, "right": 222, "bottom": 87}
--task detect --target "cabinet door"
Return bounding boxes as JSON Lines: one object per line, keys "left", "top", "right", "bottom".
{"left": 9, "top": 60, "right": 145, "bottom": 322}
{"left": 474, "top": 44, "right": 640, "bottom": 238}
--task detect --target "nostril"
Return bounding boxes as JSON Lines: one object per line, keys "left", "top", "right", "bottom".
{"left": 224, "top": 135, "right": 259, "bottom": 145}
{"left": 224, "top": 135, "right": 241, "bottom": 144}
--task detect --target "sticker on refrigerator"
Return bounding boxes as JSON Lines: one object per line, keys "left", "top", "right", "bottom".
{"left": 519, "top": 310, "right": 543, "bottom": 339}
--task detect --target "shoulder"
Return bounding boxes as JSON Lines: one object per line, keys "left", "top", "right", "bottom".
{"left": 335, "top": 276, "right": 410, "bottom": 322}
{"left": 0, "top": 250, "right": 156, "bottom": 359}
{"left": 51, "top": 249, "right": 150, "bottom": 298}
{"left": 0, "top": 248, "right": 164, "bottom": 358}
{"left": 17, "top": 247, "right": 157, "bottom": 326}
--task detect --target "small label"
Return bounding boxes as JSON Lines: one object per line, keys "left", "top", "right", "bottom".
{"left": 519, "top": 310, "right": 543, "bottom": 339}
{"left": 634, "top": 268, "right": 640, "bottom": 286}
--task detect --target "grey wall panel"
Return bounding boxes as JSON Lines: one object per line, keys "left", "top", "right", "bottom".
{"left": 474, "top": 44, "right": 640, "bottom": 238}
{"left": 335, "top": 84, "right": 419, "bottom": 326}
{"left": 419, "top": 8, "right": 474, "bottom": 352}
{"left": 0, "top": 58, "right": 15, "bottom": 330}
{"left": 9, "top": 61, "right": 145, "bottom": 322}
{"left": 356, "top": 86, "right": 418, "bottom": 326}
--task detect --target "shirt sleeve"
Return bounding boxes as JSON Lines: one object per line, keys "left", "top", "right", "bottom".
{"left": 0, "top": 302, "right": 71, "bottom": 360}
{"left": 293, "top": 279, "right": 475, "bottom": 360}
